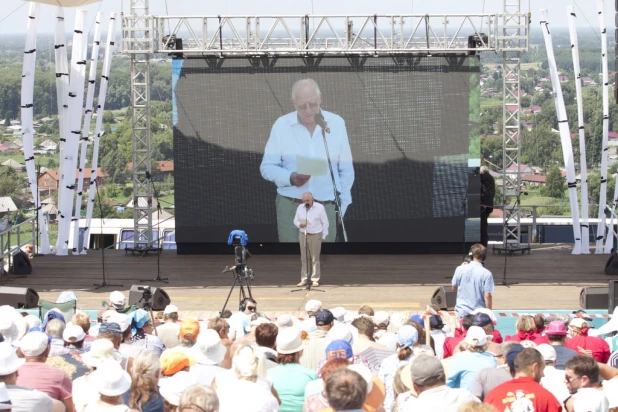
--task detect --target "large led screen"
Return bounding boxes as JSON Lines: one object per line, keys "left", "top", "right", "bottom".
{"left": 172, "top": 56, "right": 481, "bottom": 245}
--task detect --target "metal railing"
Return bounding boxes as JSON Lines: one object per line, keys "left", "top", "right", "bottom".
{"left": 0, "top": 216, "right": 36, "bottom": 274}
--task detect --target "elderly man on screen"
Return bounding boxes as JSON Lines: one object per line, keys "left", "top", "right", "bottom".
{"left": 260, "top": 78, "right": 355, "bottom": 242}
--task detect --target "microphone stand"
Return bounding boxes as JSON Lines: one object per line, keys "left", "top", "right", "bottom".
{"left": 292, "top": 204, "right": 324, "bottom": 293}
{"left": 319, "top": 121, "right": 348, "bottom": 242}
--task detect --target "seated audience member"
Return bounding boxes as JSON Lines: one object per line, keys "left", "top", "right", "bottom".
{"left": 458, "top": 402, "right": 498, "bottom": 412}
{"left": 300, "top": 309, "right": 335, "bottom": 370}
{"left": 16, "top": 331, "right": 75, "bottom": 412}
{"left": 301, "top": 300, "right": 323, "bottom": 333}
{"left": 62, "top": 323, "right": 89, "bottom": 354}
{"left": 208, "top": 317, "right": 232, "bottom": 369}
{"left": 468, "top": 313, "right": 500, "bottom": 355}
{"left": 156, "top": 305, "right": 180, "bottom": 350}
{"left": 471, "top": 341, "right": 521, "bottom": 401}
{"left": 304, "top": 358, "right": 350, "bottom": 410}
{"left": 545, "top": 320, "right": 578, "bottom": 370}
{"left": 0, "top": 341, "right": 61, "bottom": 412}
{"left": 96, "top": 322, "right": 129, "bottom": 371}
{"left": 109, "top": 291, "right": 127, "bottom": 311}
{"left": 110, "top": 313, "right": 135, "bottom": 358}
{"left": 122, "top": 349, "right": 164, "bottom": 412}
{"left": 45, "top": 319, "right": 67, "bottom": 357}
{"left": 536, "top": 344, "right": 569, "bottom": 404}
{"left": 73, "top": 339, "right": 121, "bottom": 412}
{"left": 159, "top": 371, "right": 199, "bottom": 411}
{"left": 268, "top": 327, "right": 317, "bottom": 412}
{"left": 348, "top": 363, "right": 386, "bottom": 412}
{"left": 373, "top": 311, "right": 397, "bottom": 352}
{"left": 160, "top": 351, "right": 195, "bottom": 379}
{"left": 534, "top": 314, "right": 545, "bottom": 334}
{"left": 429, "top": 315, "right": 449, "bottom": 360}
{"left": 358, "top": 305, "right": 375, "bottom": 317}
{"left": 127, "top": 310, "right": 164, "bottom": 356}
{"left": 407, "top": 317, "right": 435, "bottom": 355}
{"left": 564, "top": 355, "right": 608, "bottom": 412}
{"left": 446, "top": 326, "right": 497, "bottom": 391}
{"left": 471, "top": 308, "right": 502, "bottom": 343}
{"left": 72, "top": 312, "right": 95, "bottom": 343}
{"left": 484, "top": 347, "right": 562, "bottom": 412}
{"left": 443, "top": 315, "right": 474, "bottom": 359}
{"left": 177, "top": 384, "right": 219, "bottom": 412}
{"left": 379, "top": 325, "right": 418, "bottom": 412}
{"left": 398, "top": 354, "right": 480, "bottom": 411}
{"left": 83, "top": 360, "right": 136, "bottom": 412}
{"left": 352, "top": 316, "right": 388, "bottom": 354}
{"left": 23, "top": 315, "right": 41, "bottom": 331}
{"left": 46, "top": 325, "right": 91, "bottom": 381}
{"left": 255, "top": 322, "right": 279, "bottom": 368}
{"left": 215, "top": 345, "right": 279, "bottom": 412}
{"left": 191, "top": 330, "right": 227, "bottom": 387}
{"left": 323, "top": 368, "right": 367, "bottom": 412}
{"left": 172, "top": 319, "right": 201, "bottom": 355}
{"left": 566, "top": 318, "right": 610, "bottom": 363}
{"left": 505, "top": 315, "right": 548, "bottom": 345}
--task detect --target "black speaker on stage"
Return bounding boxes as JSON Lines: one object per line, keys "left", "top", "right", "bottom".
{"left": 431, "top": 286, "right": 457, "bottom": 310}
{"left": 0, "top": 287, "right": 39, "bottom": 308}
{"left": 606, "top": 253, "right": 618, "bottom": 275}
{"left": 128, "top": 285, "right": 171, "bottom": 311}
{"left": 12, "top": 251, "right": 32, "bottom": 275}
{"left": 580, "top": 286, "right": 609, "bottom": 310}
{"left": 609, "top": 280, "right": 618, "bottom": 311}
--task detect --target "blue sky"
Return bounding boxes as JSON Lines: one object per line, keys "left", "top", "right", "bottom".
{"left": 0, "top": 0, "right": 612, "bottom": 34}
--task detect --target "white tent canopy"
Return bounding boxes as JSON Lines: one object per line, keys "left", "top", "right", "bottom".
{"left": 24, "top": 0, "right": 101, "bottom": 6}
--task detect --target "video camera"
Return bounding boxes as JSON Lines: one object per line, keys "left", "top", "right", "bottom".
{"left": 224, "top": 230, "right": 254, "bottom": 280}
{"left": 136, "top": 285, "right": 153, "bottom": 311}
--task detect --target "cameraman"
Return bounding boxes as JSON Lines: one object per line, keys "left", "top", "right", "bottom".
{"left": 227, "top": 298, "right": 257, "bottom": 341}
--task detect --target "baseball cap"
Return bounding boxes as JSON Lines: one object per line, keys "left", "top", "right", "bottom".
{"left": 63, "top": 324, "right": 86, "bottom": 343}
{"left": 18, "top": 332, "right": 49, "bottom": 357}
{"left": 325, "top": 340, "right": 353, "bottom": 360}
{"left": 315, "top": 310, "right": 334, "bottom": 326}
{"left": 471, "top": 308, "right": 497, "bottom": 325}
{"left": 109, "top": 291, "right": 126, "bottom": 309}
{"left": 570, "top": 318, "right": 588, "bottom": 329}
{"left": 429, "top": 315, "right": 444, "bottom": 329}
{"left": 331, "top": 307, "right": 346, "bottom": 323}
{"left": 506, "top": 344, "right": 524, "bottom": 371}
{"left": 546, "top": 321, "right": 568, "bottom": 336}
{"left": 409, "top": 315, "right": 425, "bottom": 327}
{"left": 536, "top": 344, "right": 557, "bottom": 362}
{"left": 305, "top": 300, "right": 322, "bottom": 314}
{"left": 373, "top": 311, "right": 389, "bottom": 326}
{"left": 160, "top": 350, "right": 196, "bottom": 376}
{"left": 472, "top": 313, "right": 492, "bottom": 328}
{"left": 397, "top": 325, "right": 419, "bottom": 349}
{"left": 108, "top": 313, "right": 131, "bottom": 333}
{"left": 98, "top": 322, "right": 122, "bottom": 335}
{"left": 163, "top": 305, "right": 179, "bottom": 315}
{"left": 410, "top": 354, "right": 445, "bottom": 385}
{"left": 464, "top": 326, "right": 487, "bottom": 347}
{"left": 179, "top": 319, "right": 200, "bottom": 340}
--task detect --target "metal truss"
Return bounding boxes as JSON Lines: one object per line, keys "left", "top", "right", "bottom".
{"left": 498, "top": 0, "right": 528, "bottom": 252}
{"left": 127, "top": 0, "right": 153, "bottom": 249}
{"left": 122, "top": 13, "right": 528, "bottom": 55}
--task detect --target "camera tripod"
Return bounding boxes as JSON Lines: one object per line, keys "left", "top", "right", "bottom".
{"left": 220, "top": 265, "right": 254, "bottom": 316}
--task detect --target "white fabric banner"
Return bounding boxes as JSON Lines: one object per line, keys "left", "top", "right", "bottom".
{"left": 21, "top": 3, "right": 51, "bottom": 255}
{"left": 540, "top": 9, "right": 582, "bottom": 255}
{"left": 83, "top": 13, "right": 117, "bottom": 250}
{"left": 596, "top": 0, "right": 610, "bottom": 253}
{"left": 54, "top": 6, "right": 69, "bottom": 238}
{"left": 56, "top": 9, "right": 87, "bottom": 256}
{"left": 567, "top": 6, "right": 591, "bottom": 254}
{"left": 71, "top": 11, "right": 102, "bottom": 254}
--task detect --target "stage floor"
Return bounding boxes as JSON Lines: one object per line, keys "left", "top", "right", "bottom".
{"left": 0, "top": 244, "right": 612, "bottom": 315}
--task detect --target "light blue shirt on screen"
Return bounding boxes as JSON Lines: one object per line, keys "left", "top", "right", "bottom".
{"left": 259, "top": 110, "right": 355, "bottom": 215}
{"left": 452, "top": 261, "right": 495, "bottom": 318}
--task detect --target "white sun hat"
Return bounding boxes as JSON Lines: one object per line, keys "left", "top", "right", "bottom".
{"left": 109, "top": 291, "right": 126, "bottom": 309}
{"left": 63, "top": 324, "right": 86, "bottom": 343}
{"left": 81, "top": 340, "right": 121, "bottom": 368}
{"left": 18, "top": 332, "right": 49, "bottom": 357}
{"left": 91, "top": 360, "right": 132, "bottom": 396}
{"left": 159, "top": 371, "right": 199, "bottom": 406}
{"left": 194, "top": 329, "right": 226, "bottom": 365}
{"left": 0, "top": 342, "right": 25, "bottom": 376}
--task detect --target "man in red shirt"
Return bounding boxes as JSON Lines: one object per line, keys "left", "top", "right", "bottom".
{"left": 443, "top": 315, "right": 473, "bottom": 359}
{"left": 485, "top": 347, "right": 563, "bottom": 411}
{"left": 16, "top": 331, "right": 75, "bottom": 412}
{"left": 565, "top": 318, "right": 610, "bottom": 363}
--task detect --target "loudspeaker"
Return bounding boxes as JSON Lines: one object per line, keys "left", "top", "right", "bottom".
{"left": 580, "top": 286, "right": 609, "bottom": 310}
{"left": 610, "top": 280, "right": 618, "bottom": 311}
{"left": 12, "top": 251, "right": 32, "bottom": 275}
{"left": 128, "top": 285, "right": 171, "bottom": 311}
{"left": 431, "top": 286, "right": 457, "bottom": 310}
{"left": 606, "top": 253, "right": 618, "bottom": 275}
{"left": 0, "top": 287, "right": 39, "bottom": 309}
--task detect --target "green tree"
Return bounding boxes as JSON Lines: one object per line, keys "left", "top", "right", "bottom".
{"left": 542, "top": 165, "right": 565, "bottom": 199}
{"left": 0, "top": 167, "right": 25, "bottom": 197}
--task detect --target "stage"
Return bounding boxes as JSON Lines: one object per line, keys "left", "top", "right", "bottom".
{"left": 0, "top": 244, "right": 612, "bottom": 316}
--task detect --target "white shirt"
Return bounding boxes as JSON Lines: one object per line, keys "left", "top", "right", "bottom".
{"left": 540, "top": 366, "right": 569, "bottom": 403}
{"left": 260, "top": 110, "right": 355, "bottom": 215}
{"left": 572, "top": 387, "right": 609, "bottom": 412}
{"left": 293, "top": 202, "right": 329, "bottom": 240}
{"left": 216, "top": 378, "right": 279, "bottom": 412}
{"left": 397, "top": 385, "right": 480, "bottom": 412}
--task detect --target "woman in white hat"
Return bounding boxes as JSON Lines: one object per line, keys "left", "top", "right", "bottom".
{"left": 122, "top": 349, "right": 164, "bottom": 412}
{"left": 82, "top": 360, "right": 136, "bottom": 412}
{"left": 267, "top": 327, "right": 317, "bottom": 412}
{"left": 73, "top": 339, "right": 123, "bottom": 412}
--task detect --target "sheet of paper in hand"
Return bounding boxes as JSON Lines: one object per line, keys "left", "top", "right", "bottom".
{"left": 296, "top": 155, "right": 328, "bottom": 176}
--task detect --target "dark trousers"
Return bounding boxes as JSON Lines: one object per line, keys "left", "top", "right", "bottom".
{"left": 481, "top": 208, "right": 492, "bottom": 246}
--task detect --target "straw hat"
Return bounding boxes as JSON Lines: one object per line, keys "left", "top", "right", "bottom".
{"left": 276, "top": 327, "right": 304, "bottom": 354}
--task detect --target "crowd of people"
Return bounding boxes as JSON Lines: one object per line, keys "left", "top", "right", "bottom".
{"left": 1, "top": 289, "right": 618, "bottom": 411}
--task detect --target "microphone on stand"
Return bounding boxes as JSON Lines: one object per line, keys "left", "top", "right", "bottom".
{"left": 314, "top": 112, "right": 330, "bottom": 134}
{"left": 305, "top": 203, "right": 310, "bottom": 209}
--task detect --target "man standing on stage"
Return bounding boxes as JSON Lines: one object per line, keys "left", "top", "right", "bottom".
{"left": 480, "top": 166, "right": 495, "bottom": 247}
{"left": 260, "top": 78, "right": 354, "bottom": 242}
{"left": 294, "top": 192, "right": 329, "bottom": 287}
{"left": 452, "top": 244, "right": 494, "bottom": 319}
